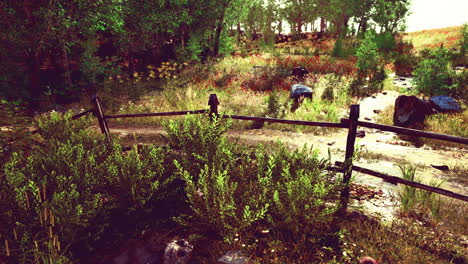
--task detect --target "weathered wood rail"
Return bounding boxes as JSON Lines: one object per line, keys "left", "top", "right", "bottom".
{"left": 72, "top": 93, "right": 468, "bottom": 206}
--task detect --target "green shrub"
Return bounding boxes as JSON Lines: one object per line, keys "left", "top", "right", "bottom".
{"left": 168, "top": 115, "right": 342, "bottom": 259}
{"left": 1, "top": 112, "right": 176, "bottom": 262}
{"left": 398, "top": 163, "right": 443, "bottom": 222}
{"left": 356, "top": 31, "right": 381, "bottom": 80}
{"left": 412, "top": 47, "right": 456, "bottom": 95}
{"left": 374, "top": 32, "right": 396, "bottom": 53}
{"left": 332, "top": 37, "right": 344, "bottom": 58}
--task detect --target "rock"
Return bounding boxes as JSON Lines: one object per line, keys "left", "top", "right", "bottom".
{"left": 356, "top": 130, "right": 366, "bottom": 138}
{"left": 359, "top": 256, "right": 378, "bottom": 264}
{"left": 364, "top": 117, "right": 371, "bottom": 121}
{"left": 430, "top": 164, "right": 449, "bottom": 171}
{"left": 429, "top": 95, "right": 462, "bottom": 112}
{"left": 290, "top": 84, "right": 313, "bottom": 99}
{"left": 218, "top": 251, "right": 252, "bottom": 264}
{"left": 327, "top": 141, "right": 336, "bottom": 146}
{"left": 393, "top": 95, "right": 433, "bottom": 128}
{"left": 382, "top": 92, "right": 387, "bottom": 95}
{"left": 164, "top": 239, "right": 193, "bottom": 264}
{"left": 373, "top": 110, "right": 381, "bottom": 114}
{"left": 291, "top": 67, "right": 309, "bottom": 81}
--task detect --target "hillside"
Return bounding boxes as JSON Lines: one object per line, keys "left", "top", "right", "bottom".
{"left": 403, "top": 25, "right": 464, "bottom": 51}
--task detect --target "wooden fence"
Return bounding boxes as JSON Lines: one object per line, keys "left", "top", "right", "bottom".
{"left": 73, "top": 94, "right": 468, "bottom": 210}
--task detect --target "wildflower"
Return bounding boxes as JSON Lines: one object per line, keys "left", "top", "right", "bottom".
{"left": 116, "top": 75, "right": 121, "bottom": 79}
{"left": 108, "top": 76, "right": 113, "bottom": 80}
{"left": 183, "top": 62, "right": 188, "bottom": 66}
{"left": 241, "top": 244, "right": 246, "bottom": 247}
{"left": 133, "top": 72, "right": 139, "bottom": 78}
{"left": 147, "top": 65, "right": 154, "bottom": 69}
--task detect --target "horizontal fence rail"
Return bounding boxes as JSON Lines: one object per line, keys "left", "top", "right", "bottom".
{"left": 222, "top": 114, "right": 347, "bottom": 128}
{"left": 104, "top": 109, "right": 208, "bottom": 119}
{"left": 335, "top": 162, "right": 468, "bottom": 202}
{"left": 341, "top": 118, "right": 468, "bottom": 145}
{"left": 68, "top": 93, "right": 467, "bottom": 207}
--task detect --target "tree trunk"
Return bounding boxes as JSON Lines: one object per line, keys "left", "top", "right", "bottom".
{"left": 28, "top": 49, "right": 41, "bottom": 112}
{"left": 320, "top": 17, "right": 326, "bottom": 33}
{"left": 61, "top": 44, "right": 72, "bottom": 89}
{"left": 213, "top": 4, "right": 227, "bottom": 57}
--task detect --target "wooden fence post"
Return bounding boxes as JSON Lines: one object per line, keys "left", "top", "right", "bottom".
{"left": 338, "top": 104, "right": 360, "bottom": 215}
{"left": 92, "top": 95, "right": 110, "bottom": 143}
{"left": 208, "top": 94, "right": 219, "bottom": 122}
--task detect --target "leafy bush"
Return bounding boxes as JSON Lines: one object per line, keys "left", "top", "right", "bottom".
{"left": 412, "top": 47, "right": 456, "bottom": 95}
{"left": 374, "top": 32, "right": 396, "bottom": 53}
{"left": 168, "top": 116, "right": 342, "bottom": 260}
{"left": 356, "top": 31, "right": 381, "bottom": 80}
{"left": 1, "top": 112, "right": 177, "bottom": 263}
{"left": 331, "top": 37, "right": 344, "bottom": 58}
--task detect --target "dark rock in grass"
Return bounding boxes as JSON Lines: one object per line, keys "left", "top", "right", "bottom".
{"left": 291, "top": 66, "right": 309, "bottom": 81}
{"left": 383, "top": 92, "right": 387, "bottom": 95}
{"left": 393, "top": 95, "right": 433, "bottom": 128}
{"left": 431, "top": 164, "right": 449, "bottom": 171}
{"left": 373, "top": 110, "right": 381, "bottom": 114}
{"left": 429, "top": 95, "right": 462, "bottom": 113}
{"left": 356, "top": 130, "right": 366, "bottom": 138}
{"left": 327, "top": 141, "right": 336, "bottom": 146}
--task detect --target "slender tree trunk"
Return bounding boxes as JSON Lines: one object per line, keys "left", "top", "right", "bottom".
{"left": 61, "top": 44, "right": 72, "bottom": 89}
{"left": 28, "top": 49, "right": 41, "bottom": 112}
{"left": 320, "top": 17, "right": 326, "bottom": 33}
{"left": 213, "top": 4, "right": 227, "bottom": 57}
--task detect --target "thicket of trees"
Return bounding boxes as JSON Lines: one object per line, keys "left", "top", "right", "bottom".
{"left": 0, "top": 0, "right": 411, "bottom": 111}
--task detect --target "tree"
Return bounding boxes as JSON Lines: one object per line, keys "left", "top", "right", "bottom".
{"left": 356, "top": 30, "right": 381, "bottom": 79}
{"left": 371, "top": 0, "right": 411, "bottom": 34}
{"left": 283, "top": 0, "right": 318, "bottom": 35}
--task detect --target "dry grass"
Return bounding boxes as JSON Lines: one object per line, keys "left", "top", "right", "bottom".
{"left": 403, "top": 26, "right": 463, "bottom": 52}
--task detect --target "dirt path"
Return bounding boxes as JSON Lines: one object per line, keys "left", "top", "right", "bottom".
{"left": 109, "top": 90, "right": 467, "bottom": 221}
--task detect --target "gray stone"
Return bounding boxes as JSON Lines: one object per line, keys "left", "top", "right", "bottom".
{"left": 290, "top": 84, "right": 313, "bottom": 99}
{"left": 218, "top": 251, "right": 252, "bottom": 264}
{"left": 163, "top": 239, "right": 193, "bottom": 264}
{"left": 429, "top": 95, "right": 461, "bottom": 112}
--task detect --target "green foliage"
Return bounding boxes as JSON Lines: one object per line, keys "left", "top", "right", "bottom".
{"left": 412, "top": 47, "right": 456, "bottom": 95}
{"left": 265, "top": 92, "right": 287, "bottom": 119}
{"left": 168, "top": 115, "right": 341, "bottom": 256}
{"left": 398, "top": 163, "right": 443, "bottom": 221}
{"left": 332, "top": 38, "right": 345, "bottom": 58}
{"left": 1, "top": 112, "right": 176, "bottom": 262}
{"left": 356, "top": 31, "right": 381, "bottom": 79}
{"left": 374, "top": 32, "right": 396, "bottom": 53}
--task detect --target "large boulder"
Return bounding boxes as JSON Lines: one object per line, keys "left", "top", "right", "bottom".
{"left": 429, "top": 95, "right": 462, "bottom": 112}
{"left": 393, "top": 95, "right": 433, "bottom": 128}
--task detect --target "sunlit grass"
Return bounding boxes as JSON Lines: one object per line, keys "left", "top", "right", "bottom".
{"left": 403, "top": 26, "right": 462, "bottom": 51}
